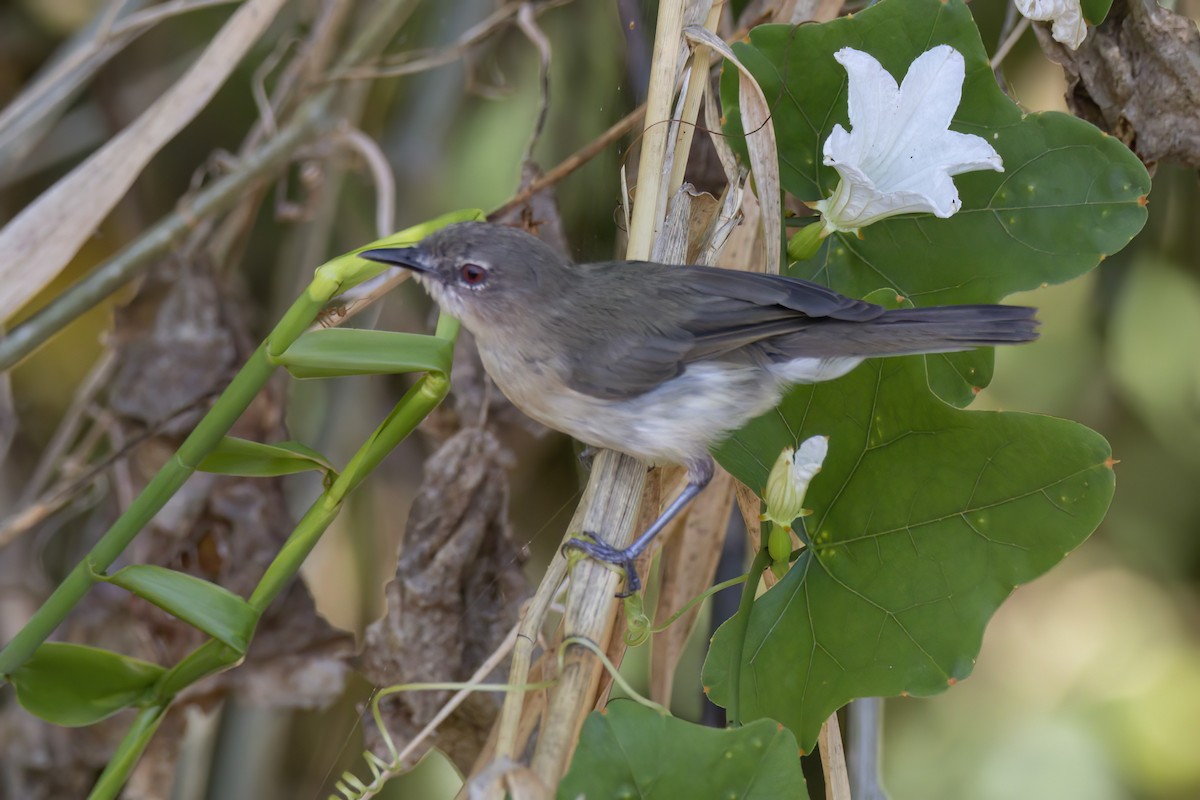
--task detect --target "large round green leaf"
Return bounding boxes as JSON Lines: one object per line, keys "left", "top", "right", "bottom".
{"left": 705, "top": 355, "right": 1115, "bottom": 752}
{"left": 560, "top": 700, "right": 807, "bottom": 799}
{"left": 720, "top": 0, "right": 1149, "bottom": 404}
{"left": 704, "top": 0, "right": 1140, "bottom": 756}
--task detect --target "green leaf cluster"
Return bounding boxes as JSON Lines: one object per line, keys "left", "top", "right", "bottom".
{"left": 0, "top": 211, "right": 481, "bottom": 798}
{"left": 697, "top": 0, "right": 1149, "bottom": 753}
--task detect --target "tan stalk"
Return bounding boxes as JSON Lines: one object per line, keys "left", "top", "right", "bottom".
{"left": 491, "top": 555, "right": 568, "bottom": 764}
{"left": 624, "top": 0, "right": 689, "bottom": 260}
{"left": 528, "top": 451, "right": 649, "bottom": 785}
{"left": 524, "top": 0, "right": 698, "bottom": 788}
{"left": 819, "top": 710, "right": 852, "bottom": 800}
{"left": 666, "top": 2, "right": 724, "bottom": 196}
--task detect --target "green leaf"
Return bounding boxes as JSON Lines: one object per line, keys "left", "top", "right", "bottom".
{"left": 706, "top": 356, "right": 1115, "bottom": 752}
{"left": 10, "top": 643, "right": 164, "bottom": 726}
{"left": 558, "top": 700, "right": 807, "bottom": 799}
{"left": 277, "top": 329, "right": 453, "bottom": 379}
{"left": 197, "top": 436, "right": 335, "bottom": 477}
{"left": 100, "top": 565, "right": 259, "bottom": 653}
{"left": 720, "top": 0, "right": 1149, "bottom": 404}
{"left": 1080, "top": 0, "right": 1114, "bottom": 26}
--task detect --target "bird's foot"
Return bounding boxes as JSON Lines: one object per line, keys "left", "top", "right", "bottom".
{"left": 562, "top": 534, "right": 642, "bottom": 597}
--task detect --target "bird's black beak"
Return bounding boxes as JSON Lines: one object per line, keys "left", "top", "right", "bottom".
{"left": 358, "top": 244, "right": 432, "bottom": 274}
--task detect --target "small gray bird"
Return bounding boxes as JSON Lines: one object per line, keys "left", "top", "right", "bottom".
{"left": 361, "top": 221, "right": 1037, "bottom": 594}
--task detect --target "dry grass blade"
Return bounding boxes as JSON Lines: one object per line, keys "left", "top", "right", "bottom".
{"left": 330, "top": 126, "right": 397, "bottom": 237}
{"left": 665, "top": 2, "right": 722, "bottom": 195}
{"left": 0, "top": 0, "right": 288, "bottom": 322}
{"left": 333, "top": 0, "right": 573, "bottom": 82}
{"left": 650, "top": 467, "right": 735, "bottom": 704}
{"left": 704, "top": 86, "right": 741, "bottom": 190}
{"left": 683, "top": 26, "right": 782, "bottom": 274}
{"left": 0, "top": 0, "right": 241, "bottom": 179}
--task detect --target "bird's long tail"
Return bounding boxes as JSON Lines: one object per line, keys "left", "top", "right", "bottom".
{"left": 773, "top": 304, "right": 1039, "bottom": 359}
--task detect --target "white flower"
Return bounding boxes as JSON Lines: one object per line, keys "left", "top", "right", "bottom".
{"left": 813, "top": 46, "right": 1004, "bottom": 236}
{"left": 1016, "top": 0, "right": 1088, "bottom": 50}
{"left": 763, "top": 435, "right": 829, "bottom": 527}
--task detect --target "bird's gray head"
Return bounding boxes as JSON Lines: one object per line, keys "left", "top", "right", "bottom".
{"left": 359, "top": 222, "right": 569, "bottom": 332}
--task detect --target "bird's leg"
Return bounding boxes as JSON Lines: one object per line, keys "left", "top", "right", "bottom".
{"left": 564, "top": 456, "right": 714, "bottom": 597}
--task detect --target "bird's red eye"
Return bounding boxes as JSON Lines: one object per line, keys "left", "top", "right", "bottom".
{"left": 459, "top": 263, "right": 488, "bottom": 286}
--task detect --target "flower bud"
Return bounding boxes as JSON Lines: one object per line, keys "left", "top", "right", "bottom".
{"left": 787, "top": 223, "right": 826, "bottom": 262}
{"left": 762, "top": 435, "right": 829, "bottom": 527}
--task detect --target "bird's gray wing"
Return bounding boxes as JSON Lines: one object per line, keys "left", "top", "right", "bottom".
{"left": 563, "top": 263, "right": 884, "bottom": 400}
{"left": 677, "top": 265, "right": 884, "bottom": 359}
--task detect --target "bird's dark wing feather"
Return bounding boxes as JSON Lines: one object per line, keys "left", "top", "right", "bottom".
{"left": 677, "top": 265, "right": 884, "bottom": 357}
{"left": 563, "top": 262, "right": 884, "bottom": 400}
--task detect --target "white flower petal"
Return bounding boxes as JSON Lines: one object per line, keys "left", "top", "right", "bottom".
{"left": 815, "top": 46, "right": 1004, "bottom": 235}
{"left": 1016, "top": 0, "right": 1088, "bottom": 49}
{"left": 791, "top": 435, "right": 828, "bottom": 485}
{"left": 897, "top": 46, "right": 965, "bottom": 134}
{"left": 941, "top": 130, "right": 1006, "bottom": 176}
{"left": 814, "top": 161, "right": 952, "bottom": 231}
{"left": 873, "top": 47, "right": 963, "bottom": 173}
{"left": 835, "top": 49, "right": 900, "bottom": 160}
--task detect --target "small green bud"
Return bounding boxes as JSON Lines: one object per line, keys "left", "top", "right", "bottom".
{"left": 786, "top": 223, "right": 826, "bottom": 262}
{"left": 767, "top": 524, "right": 792, "bottom": 564}
{"left": 767, "top": 523, "right": 792, "bottom": 578}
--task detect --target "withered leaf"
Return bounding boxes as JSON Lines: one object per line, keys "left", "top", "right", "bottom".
{"left": 358, "top": 428, "right": 528, "bottom": 769}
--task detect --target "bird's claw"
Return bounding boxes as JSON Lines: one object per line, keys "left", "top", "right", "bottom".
{"left": 562, "top": 534, "right": 642, "bottom": 597}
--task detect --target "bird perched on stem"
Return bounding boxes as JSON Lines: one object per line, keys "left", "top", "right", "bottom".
{"left": 361, "top": 222, "right": 1038, "bottom": 595}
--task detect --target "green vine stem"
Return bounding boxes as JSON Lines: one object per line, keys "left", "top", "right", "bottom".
{"left": 726, "top": 544, "right": 772, "bottom": 728}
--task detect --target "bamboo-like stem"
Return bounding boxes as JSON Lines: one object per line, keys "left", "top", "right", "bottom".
{"left": 73, "top": 315, "right": 456, "bottom": 795}
{"left": 529, "top": 450, "right": 647, "bottom": 786}
{"left": 526, "top": 0, "right": 693, "bottom": 788}
{"left": 0, "top": 279, "right": 321, "bottom": 676}
{"left": 819, "top": 711, "right": 852, "bottom": 800}
{"left": 86, "top": 704, "right": 169, "bottom": 800}
{"left": 0, "top": 247, "right": 451, "bottom": 677}
{"left": 665, "top": 3, "right": 722, "bottom": 196}
{"left": 624, "top": 0, "right": 687, "bottom": 260}
{"left": 0, "top": 341, "right": 275, "bottom": 676}
{"left": 75, "top": 367, "right": 452, "bottom": 796}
